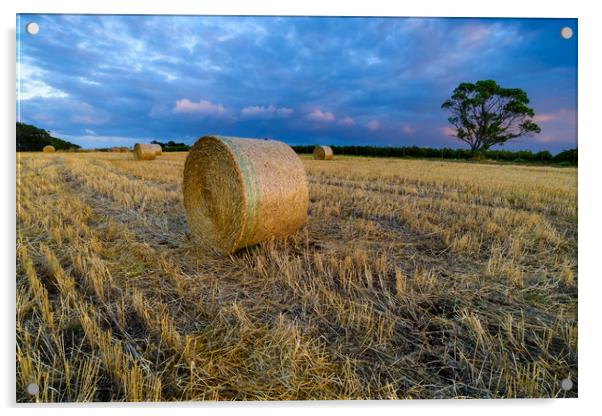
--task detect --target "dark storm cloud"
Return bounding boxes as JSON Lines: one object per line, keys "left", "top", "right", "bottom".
{"left": 17, "top": 15, "right": 577, "bottom": 152}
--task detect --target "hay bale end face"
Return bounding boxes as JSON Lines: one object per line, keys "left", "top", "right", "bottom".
{"left": 313, "top": 145, "right": 333, "bottom": 160}
{"left": 42, "top": 145, "right": 55, "bottom": 153}
{"left": 133, "top": 143, "right": 157, "bottom": 160}
{"left": 150, "top": 143, "right": 162, "bottom": 155}
{"left": 183, "top": 135, "right": 309, "bottom": 253}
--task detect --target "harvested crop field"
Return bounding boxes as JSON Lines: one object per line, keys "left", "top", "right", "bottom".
{"left": 16, "top": 151, "right": 577, "bottom": 401}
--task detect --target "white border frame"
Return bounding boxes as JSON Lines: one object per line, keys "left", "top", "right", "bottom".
{"left": 3, "top": 1, "right": 600, "bottom": 415}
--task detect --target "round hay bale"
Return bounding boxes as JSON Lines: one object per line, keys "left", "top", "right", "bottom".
{"left": 133, "top": 143, "right": 157, "bottom": 160}
{"left": 150, "top": 144, "right": 162, "bottom": 155}
{"left": 42, "top": 145, "right": 55, "bottom": 153}
{"left": 183, "top": 135, "right": 309, "bottom": 253}
{"left": 313, "top": 145, "right": 333, "bottom": 160}
{"left": 111, "top": 147, "right": 120, "bottom": 152}
{"left": 119, "top": 147, "right": 129, "bottom": 152}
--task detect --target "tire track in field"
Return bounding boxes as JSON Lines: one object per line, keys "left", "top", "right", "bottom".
{"left": 59, "top": 157, "right": 187, "bottom": 246}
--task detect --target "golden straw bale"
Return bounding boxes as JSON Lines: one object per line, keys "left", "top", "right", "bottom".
{"left": 133, "top": 143, "right": 157, "bottom": 160}
{"left": 313, "top": 145, "right": 333, "bottom": 160}
{"left": 42, "top": 145, "right": 55, "bottom": 153}
{"left": 119, "top": 147, "right": 129, "bottom": 152}
{"left": 183, "top": 135, "right": 309, "bottom": 253}
{"left": 150, "top": 144, "right": 162, "bottom": 155}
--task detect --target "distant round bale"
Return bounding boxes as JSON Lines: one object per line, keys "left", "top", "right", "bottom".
{"left": 119, "top": 147, "right": 129, "bottom": 152}
{"left": 42, "top": 145, "right": 55, "bottom": 153}
{"left": 111, "top": 147, "right": 120, "bottom": 152}
{"left": 183, "top": 135, "right": 309, "bottom": 253}
{"left": 150, "top": 144, "right": 162, "bottom": 155}
{"left": 133, "top": 143, "right": 157, "bottom": 160}
{"left": 313, "top": 145, "right": 333, "bottom": 160}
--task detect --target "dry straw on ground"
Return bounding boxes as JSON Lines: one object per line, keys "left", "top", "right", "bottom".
{"left": 183, "top": 135, "right": 309, "bottom": 253}
{"left": 313, "top": 145, "right": 333, "bottom": 160}
{"left": 42, "top": 145, "right": 55, "bottom": 153}
{"left": 150, "top": 144, "right": 162, "bottom": 156}
{"left": 16, "top": 152, "right": 578, "bottom": 401}
{"left": 133, "top": 143, "right": 157, "bottom": 161}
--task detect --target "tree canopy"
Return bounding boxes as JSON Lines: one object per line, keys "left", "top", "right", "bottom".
{"left": 16, "top": 122, "right": 80, "bottom": 151}
{"left": 441, "top": 80, "right": 541, "bottom": 156}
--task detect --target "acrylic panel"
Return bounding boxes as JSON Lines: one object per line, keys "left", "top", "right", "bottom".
{"left": 16, "top": 14, "right": 578, "bottom": 402}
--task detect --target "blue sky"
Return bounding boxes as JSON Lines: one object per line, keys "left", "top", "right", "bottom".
{"left": 17, "top": 15, "right": 577, "bottom": 153}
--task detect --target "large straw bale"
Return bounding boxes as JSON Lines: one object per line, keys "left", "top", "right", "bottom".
{"left": 42, "top": 145, "right": 55, "bottom": 153}
{"left": 133, "top": 143, "right": 157, "bottom": 160}
{"left": 150, "top": 144, "right": 162, "bottom": 155}
{"left": 183, "top": 135, "right": 309, "bottom": 253}
{"left": 313, "top": 145, "right": 333, "bottom": 160}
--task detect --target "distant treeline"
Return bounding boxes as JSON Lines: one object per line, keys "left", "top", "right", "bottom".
{"left": 87, "top": 140, "right": 190, "bottom": 152}
{"left": 292, "top": 145, "right": 578, "bottom": 165}
{"left": 120, "top": 140, "right": 579, "bottom": 166}
{"left": 151, "top": 140, "right": 190, "bottom": 152}
{"left": 17, "top": 122, "right": 80, "bottom": 151}
{"left": 15, "top": 122, "right": 577, "bottom": 166}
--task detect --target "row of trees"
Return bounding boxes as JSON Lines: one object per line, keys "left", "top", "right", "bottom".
{"left": 150, "top": 140, "right": 190, "bottom": 152}
{"left": 146, "top": 140, "right": 574, "bottom": 165}
{"left": 292, "top": 145, "right": 577, "bottom": 165}
{"left": 68, "top": 140, "right": 191, "bottom": 152}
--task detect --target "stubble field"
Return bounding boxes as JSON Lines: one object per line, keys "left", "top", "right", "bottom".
{"left": 16, "top": 151, "right": 577, "bottom": 401}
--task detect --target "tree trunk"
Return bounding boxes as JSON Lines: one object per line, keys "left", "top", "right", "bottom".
{"left": 471, "top": 144, "right": 485, "bottom": 161}
{"left": 470, "top": 144, "right": 478, "bottom": 158}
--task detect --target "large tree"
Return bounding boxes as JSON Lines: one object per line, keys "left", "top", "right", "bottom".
{"left": 441, "top": 80, "right": 541, "bottom": 156}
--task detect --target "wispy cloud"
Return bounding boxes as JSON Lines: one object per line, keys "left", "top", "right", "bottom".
{"left": 241, "top": 105, "right": 293, "bottom": 119}
{"left": 367, "top": 120, "right": 380, "bottom": 131}
{"left": 69, "top": 101, "right": 110, "bottom": 125}
{"left": 440, "top": 126, "right": 456, "bottom": 137}
{"left": 400, "top": 123, "right": 416, "bottom": 135}
{"left": 19, "top": 80, "right": 68, "bottom": 101}
{"left": 18, "top": 62, "right": 68, "bottom": 101}
{"left": 306, "top": 109, "right": 335, "bottom": 122}
{"left": 173, "top": 99, "right": 225, "bottom": 116}
{"left": 339, "top": 116, "right": 355, "bottom": 126}
{"left": 533, "top": 108, "right": 576, "bottom": 125}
